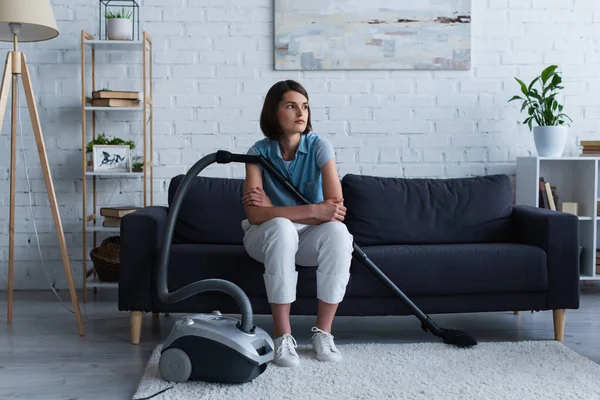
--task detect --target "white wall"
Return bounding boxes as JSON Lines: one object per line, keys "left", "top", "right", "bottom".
{"left": 1, "top": 0, "right": 599, "bottom": 289}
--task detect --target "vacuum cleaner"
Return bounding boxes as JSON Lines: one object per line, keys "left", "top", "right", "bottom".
{"left": 156, "top": 150, "right": 477, "bottom": 384}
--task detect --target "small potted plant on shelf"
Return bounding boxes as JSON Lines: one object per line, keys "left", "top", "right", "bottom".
{"left": 106, "top": 8, "right": 133, "bottom": 41}
{"left": 508, "top": 65, "right": 573, "bottom": 157}
{"left": 132, "top": 156, "right": 143, "bottom": 172}
{"left": 86, "top": 133, "right": 135, "bottom": 168}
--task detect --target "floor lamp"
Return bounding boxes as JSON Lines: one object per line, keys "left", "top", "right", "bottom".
{"left": 0, "top": 0, "right": 84, "bottom": 336}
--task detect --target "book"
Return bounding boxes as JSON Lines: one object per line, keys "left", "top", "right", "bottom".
{"left": 580, "top": 141, "right": 600, "bottom": 156}
{"left": 539, "top": 178, "right": 550, "bottom": 209}
{"left": 538, "top": 177, "right": 559, "bottom": 210}
{"left": 91, "top": 98, "right": 141, "bottom": 107}
{"left": 102, "top": 217, "right": 121, "bottom": 228}
{"left": 544, "top": 182, "right": 556, "bottom": 210}
{"left": 92, "top": 90, "right": 140, "bottom": 100}
{"left": 100, "top": 206, "right": 141, "bottom": 218}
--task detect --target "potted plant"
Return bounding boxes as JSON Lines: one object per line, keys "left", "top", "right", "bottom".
{"left": 86, "top": 133, "right": 135, "bottom": 167}
{"left": 106, "top": 8, "right": 133, "bottom": 40}
{"left": 132, "top": 156, "right": 143, "bottom": 172}
{"left": 509, "top": 65, "right": 572, "bottom": 157}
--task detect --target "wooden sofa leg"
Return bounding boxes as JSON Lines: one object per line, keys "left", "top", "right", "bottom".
{"left": 513, "top": 311, "right": 520, "bottom": 315}
{"left": 131, "top": 311, "right": 143, "bottom": 345}
{"left": 553, "top": 309, "right": 566, "bottom": 341}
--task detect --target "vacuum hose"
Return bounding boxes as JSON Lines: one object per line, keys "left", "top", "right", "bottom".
{"left": 156, "top": 151, "right": 262, "bottom": 335}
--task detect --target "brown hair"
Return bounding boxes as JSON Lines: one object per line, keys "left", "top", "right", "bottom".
{"left": 260, "top": 80, "right": 312, "bottom": 140}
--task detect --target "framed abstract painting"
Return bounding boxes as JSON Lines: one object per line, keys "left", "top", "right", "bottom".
{"left": 274, "top": 0, "right": 471, "bottom": 70}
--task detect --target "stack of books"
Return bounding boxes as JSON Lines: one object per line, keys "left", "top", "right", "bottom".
{"left": 91, "top": 90, "right": 140, "bottom": 107}
{"left": 580, "top": 141, "right": 600, "bottom": 156}
{"left": 100, "top": 206, "right": 142, "bottom": 228}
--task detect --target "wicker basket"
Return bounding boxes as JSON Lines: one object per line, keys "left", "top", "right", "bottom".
{"left": 90, "top": 236, "right": 120, "bottom": 282}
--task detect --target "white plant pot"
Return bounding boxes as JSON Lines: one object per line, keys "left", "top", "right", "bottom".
{"left": 533, "top": 126, "right": 568, "bottom": 157}
{"left": 106, "top": 18, "right": 132, "bottom": 40}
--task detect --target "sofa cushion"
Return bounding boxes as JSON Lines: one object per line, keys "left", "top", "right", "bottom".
{"left": 341, "top": 174, "right": 513, "bottom": 245}
{"left": 157, "top": 242, "right": 546, "bottom": 300}
{"left": 348, "top": 243, "right": 547, "bottom": 296}
{"left": 168, "top": 175, "right": 246, "bottom": 245}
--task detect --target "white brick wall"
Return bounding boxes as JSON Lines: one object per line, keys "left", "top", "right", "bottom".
{"left": 1, "top": 0, "right": 599, "bottom": 289}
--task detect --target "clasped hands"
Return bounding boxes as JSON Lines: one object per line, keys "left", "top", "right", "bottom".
{"left": 242, "top": 186, "right": 346, "bottom": 222}
{"left": 242, "top": 187, "right": 273, "bottom": 208}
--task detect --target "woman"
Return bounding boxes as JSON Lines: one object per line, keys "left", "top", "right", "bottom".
{"left": 241, "top": 80, "right": 354, "bottom": 368}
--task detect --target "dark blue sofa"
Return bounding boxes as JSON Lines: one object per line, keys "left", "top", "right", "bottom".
{"left": 118, "top": 173, "right": 580, "bottom": 344}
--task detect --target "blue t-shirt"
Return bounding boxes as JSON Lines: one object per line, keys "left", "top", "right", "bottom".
{"left": 246, "top": 132, "right": 336, "bottom": 207}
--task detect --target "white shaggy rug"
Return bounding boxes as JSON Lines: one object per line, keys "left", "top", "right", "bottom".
{"left": 133, "top": 341, "right": 600, "bottom": 400}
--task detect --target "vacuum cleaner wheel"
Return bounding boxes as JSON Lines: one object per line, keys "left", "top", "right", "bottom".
{"left": 159, "top": 347, "right": 192, "bottom": 383}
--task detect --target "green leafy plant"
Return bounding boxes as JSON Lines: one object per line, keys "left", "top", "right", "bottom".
{"left": 105, "top": 8, "right": 132, "bottom": 19}
{"left": 132, "top": 156, "right": 143, "bottom": 171}
{"left": 508, "top": 65, "right": 572, "bottom": 131}
{"left": 86, "top": 133, "right": 135, "bottom": 154}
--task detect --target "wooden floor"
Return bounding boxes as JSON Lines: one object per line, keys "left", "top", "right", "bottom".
{"left": 1, "top": 284, "right": 599, "bottom": 400}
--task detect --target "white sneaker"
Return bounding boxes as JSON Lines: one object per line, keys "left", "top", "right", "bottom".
{"left": 273, "top": 333, "right": 300, "bottom": 367}
{"left": 311, "top": 327, "right": 342, "bottom": 362}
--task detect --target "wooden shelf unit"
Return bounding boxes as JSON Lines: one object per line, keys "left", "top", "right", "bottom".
{"left": 80, "top": 30, "right": 154, "bottom": 298}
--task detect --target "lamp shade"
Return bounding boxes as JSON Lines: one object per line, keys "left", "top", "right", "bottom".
{"left": 0, "top": 0, "right": 59, "bottom": 42}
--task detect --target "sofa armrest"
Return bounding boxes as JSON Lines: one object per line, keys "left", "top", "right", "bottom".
{"left": 118, "top": 206, "right": 168, "bottom": 312}
{"left": 512, "top": 205, "right": 580, "bottom": 309}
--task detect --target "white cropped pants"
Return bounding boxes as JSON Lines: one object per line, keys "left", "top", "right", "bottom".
{"left": 242, "top": 217, "right": 354, "bottom": 305}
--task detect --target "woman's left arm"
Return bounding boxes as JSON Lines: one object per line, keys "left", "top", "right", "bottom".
{"left": 292, "top": 158, "right": 344, "bottom": 225}
{"left": 321, "top": 158, "right": 343, "bottom": 202}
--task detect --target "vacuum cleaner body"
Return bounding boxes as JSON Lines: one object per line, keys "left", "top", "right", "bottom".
{"left": 159, "top": 311, "right": 274, "bottom": 383}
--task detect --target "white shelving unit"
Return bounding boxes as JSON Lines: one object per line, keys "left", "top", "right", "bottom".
{"left": 516, "top": 156, "right": 599, "bottom": 281}
{"left": 80, "top": 30, "right": 154, "bottom": 300}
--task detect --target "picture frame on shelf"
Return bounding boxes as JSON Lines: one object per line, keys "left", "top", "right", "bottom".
{"left": 92, "top": 144, "right": 131, "bottom": 172}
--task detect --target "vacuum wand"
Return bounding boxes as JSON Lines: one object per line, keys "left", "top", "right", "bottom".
{"left": 236, "top": 151, "right": 476, "bottom": 347}
{"left": 157, "top": 150, "right": 476, "bottom": 347}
